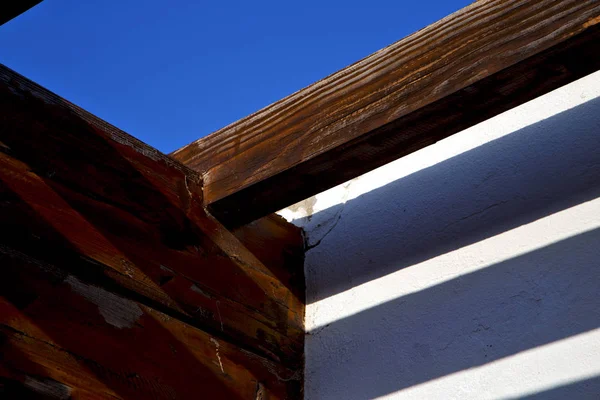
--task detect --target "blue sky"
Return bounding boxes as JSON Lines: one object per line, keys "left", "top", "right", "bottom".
{"left": 1, "top": 0, "right": 471, "bottom": 153}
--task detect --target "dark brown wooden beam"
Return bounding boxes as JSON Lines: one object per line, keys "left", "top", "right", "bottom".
{"left": 171, "top": 0, "right": 600, "bottom": 227}
{"left": 1, "top": 1, "right": 42, "bottom": 26}
{"left": 0, "top": 64, "right": 304, "bottom": 398}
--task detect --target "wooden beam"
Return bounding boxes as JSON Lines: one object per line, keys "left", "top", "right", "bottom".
{"left": 171, "top": 0, "right": 600, "bottom": 227}
{"left": 0, "top": 266, "right": 299, "bottom": 399}
{"left": 0, "top": 64, "right": 304, "bottom": 398}
{"left": 1, "top": 1, "right": 42, "bottom": 26}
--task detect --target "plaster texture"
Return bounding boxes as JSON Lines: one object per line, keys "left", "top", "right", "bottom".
{"left": 279, "top": 71, "right": 600, "bottom": 399}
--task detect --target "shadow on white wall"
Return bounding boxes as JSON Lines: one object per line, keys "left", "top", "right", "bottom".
{"left": 293, "top": 92, "right": 600, "bottom": 398}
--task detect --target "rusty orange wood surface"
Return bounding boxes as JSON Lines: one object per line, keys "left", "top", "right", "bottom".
{"left": 172, "top": 0, "right": 600, "bottom": 226}
{"left": 0, "top": 266, "right": 298, "bottom": 399}
{"left": 233, "top": 215, "right": 306, "bottom": 307}
{"left": 0, "top": 64, "right": 304, "bottom": 399}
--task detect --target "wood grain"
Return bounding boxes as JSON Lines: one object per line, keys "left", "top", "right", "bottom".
{"left": 0, "top": 64, "right": 304, "bottom": 398}
{"left": 0, "top": 256, "right": 299, "bottom": 399}
{"left": 171, "top": 0, "right": 600, "bottom": 226}
{"left": 0, "top": 0, "right": 42, "bottom": 26}
{"left": 233, "top": 215, "right": 305, "bottom": 308}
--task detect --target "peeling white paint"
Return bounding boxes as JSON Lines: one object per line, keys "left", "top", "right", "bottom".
{"left": 24, "top": 376, "right": 72, "bottom": 399}
{"left": 160, "top": 265, "right": 174, "bottom": 273}
{"left": 65, "top": 276, "right": 143, "bottom": 329}
{"left": 210, "top": 337, "right": 225, "bottom": 373}
{"left": 190, "top": 283, "right": 212, "bottom": 299}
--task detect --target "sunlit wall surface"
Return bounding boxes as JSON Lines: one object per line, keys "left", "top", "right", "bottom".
{"left": 280, "top": 71, "right": 600, "bottom": 400}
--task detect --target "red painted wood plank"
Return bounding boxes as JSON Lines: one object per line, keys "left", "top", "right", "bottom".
{"left": 0, "top": 256, "right": 299, "bottom": 399}
{"left": 0, "top": 64, "right": 304, "bottom": 398}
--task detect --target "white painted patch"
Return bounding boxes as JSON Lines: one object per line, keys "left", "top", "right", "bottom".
{"left": 24, "top": 376, "right": 72, "bottom": 399}
{"left": 190, "top": 283, "right": 212, "bottom": 299}
{"left": 65, "top": 276, "right": 143, "bottom": 329}
{"left": 210, "top": 337, "right": 225, "bottom": 374}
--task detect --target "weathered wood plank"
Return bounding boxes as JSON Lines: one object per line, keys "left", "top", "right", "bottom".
{"left": 233, "top": 215, "right": 305, "bottom": 307}
{"left": 0, "top": 253, "right": 300, "bottom": 399}
{"left": 0, "top": 64, "right": 304, "bottom": 397}
{"left": 1, "top": 0, "right": 42, "bottom": 26}
{"left": 171, "top": 0, "right": 600, "bottom": 226}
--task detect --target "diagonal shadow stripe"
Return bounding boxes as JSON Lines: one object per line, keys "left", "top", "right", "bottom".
{"left": 305, "top": 228, "right": 600, "bottom": 399}
{"left": 516, "top": 376, "right": 600, "bottom": 400}
{"left": 301, "top": 95, "right": 600, "bottom": 302}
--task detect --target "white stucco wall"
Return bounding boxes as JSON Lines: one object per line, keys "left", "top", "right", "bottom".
{"left": 279, "top": 71, "right": 600, "bottom": 399}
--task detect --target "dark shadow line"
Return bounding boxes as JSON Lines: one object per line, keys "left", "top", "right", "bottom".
{"left": 299, "top": 95, "right": 600, "bottom": 302}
